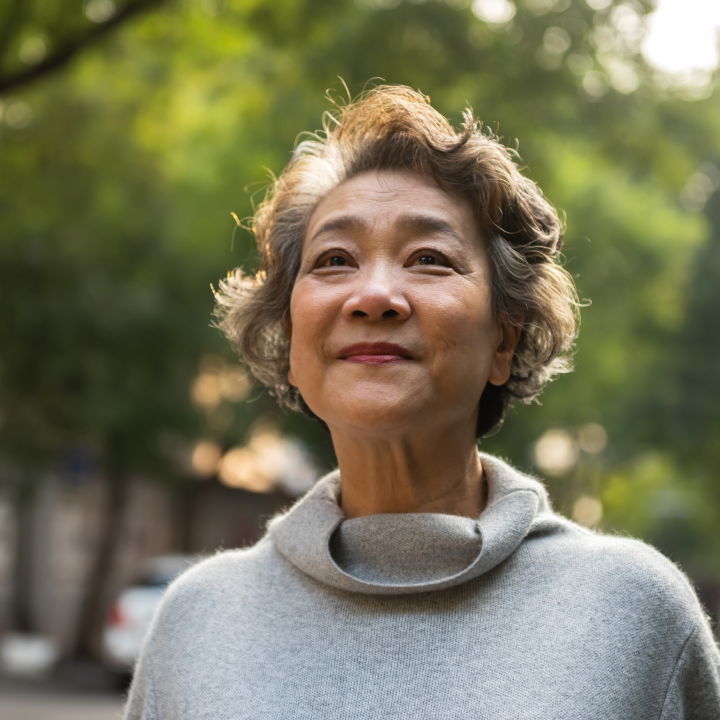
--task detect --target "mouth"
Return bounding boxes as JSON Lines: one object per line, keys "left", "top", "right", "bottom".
{"left": 338, "top": 342, "right": 413, "bottom": 365}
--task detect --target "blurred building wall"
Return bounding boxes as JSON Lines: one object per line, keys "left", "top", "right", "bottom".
{"left": 0, "top": 476, "right": 175, "bottom": 651}
{"left": 0, "top": 475, "right": 292, "bottom": 653}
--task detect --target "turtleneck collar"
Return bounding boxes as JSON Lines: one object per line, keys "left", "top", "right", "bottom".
{"left": 268, "top": 453, "right": 551, "bottom": 595}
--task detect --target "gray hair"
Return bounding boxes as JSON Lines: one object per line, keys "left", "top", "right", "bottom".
{"left": 215, "top": 85, "right": 579, "bottom": 437}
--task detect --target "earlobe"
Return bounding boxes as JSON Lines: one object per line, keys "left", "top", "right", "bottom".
{"left": 488, "top": 323, "right": 522, "bottom": 387}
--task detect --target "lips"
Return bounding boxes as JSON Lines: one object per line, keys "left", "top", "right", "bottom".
{"left": 338, "top": 342, "right": 413, "bottom": 365}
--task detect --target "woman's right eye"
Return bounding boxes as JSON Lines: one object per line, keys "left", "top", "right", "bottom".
{"left": 315, "top": 250, "right": 351, "bottom": 269}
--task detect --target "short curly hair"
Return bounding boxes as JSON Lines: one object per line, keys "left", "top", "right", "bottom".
{"left": 215, "top": 85, "right": 579, "bottom": 437}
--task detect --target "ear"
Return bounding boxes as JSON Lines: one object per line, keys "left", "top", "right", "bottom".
{"left": 488, "top": 321, "right": 522, "bottom": 387}
{"left": 282, "top": 311, "right": 297, "bottom": 387}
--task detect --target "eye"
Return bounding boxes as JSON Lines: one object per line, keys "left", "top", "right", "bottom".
{"left": 409, "top": 250, "right": 452, "bottom": 268}
{"left": 314, "top": 249, "right": 353, "bottom": 270}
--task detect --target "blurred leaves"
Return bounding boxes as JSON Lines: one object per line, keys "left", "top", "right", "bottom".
{"left": 0, "top": 0, "right": 719, "bottom": 577}
{"left": 0, "top": 0, "right": 165, "bottom": 93}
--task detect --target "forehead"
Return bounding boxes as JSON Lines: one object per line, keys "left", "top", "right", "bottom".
{"left": 304, "top": 169, "right": 478, "bottom": 244}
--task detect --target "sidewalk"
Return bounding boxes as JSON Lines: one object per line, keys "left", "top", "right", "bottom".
{"left": 0, "top": 688, "right": 124, "bottom": 720}
{"left": 0, "top": 668, "right": 126, "bottom": 720}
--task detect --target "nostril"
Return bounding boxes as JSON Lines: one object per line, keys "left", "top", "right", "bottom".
{"left": 383, "top": 309, "right": 399, "bottom": 318}
{"left": 352, "top": 310, "right": 368, "bottom": 317}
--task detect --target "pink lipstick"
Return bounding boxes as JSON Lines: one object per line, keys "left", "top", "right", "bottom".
{"left": 338, "top": 342, "right": 412, "bottom": 365}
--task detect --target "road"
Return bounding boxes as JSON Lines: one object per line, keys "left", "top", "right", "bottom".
{"left": 0, "top": 689, "right": 125, "bottom": 719}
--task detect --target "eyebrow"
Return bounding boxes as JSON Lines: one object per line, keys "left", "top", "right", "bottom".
{"left": 308, "top": 215, "right": 366, "bottom": 244}
{"left": 395, "top": 214, "right": 466, "bottom": 245}
{"left": 307, "top": 213, "right": 466, "bottom": 246}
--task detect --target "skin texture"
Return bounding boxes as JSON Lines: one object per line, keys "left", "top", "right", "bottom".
{"left": 285, "top": 169, "right": 520, "bottom": 519}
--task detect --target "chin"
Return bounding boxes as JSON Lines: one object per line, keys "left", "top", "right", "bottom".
{"left": 318, "top": 388, "right": 429, "bottom": 435}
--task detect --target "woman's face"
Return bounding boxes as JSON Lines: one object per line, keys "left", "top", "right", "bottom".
{"left": 286, "top": 169, "right": 516, "bottom": 438}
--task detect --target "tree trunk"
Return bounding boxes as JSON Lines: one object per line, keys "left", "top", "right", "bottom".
{"left": 10, "top": 480, "right": 36, "bottom": 632}
{"left": 71, "top": 436, "right": 129, "bottom": 660}
{"left": 174, "top": 481, "right": 203, "bottom": 553}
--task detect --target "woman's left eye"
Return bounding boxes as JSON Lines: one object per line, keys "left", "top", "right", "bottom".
{"left": 411, "top": 251, "right": 450, "bottom": 268}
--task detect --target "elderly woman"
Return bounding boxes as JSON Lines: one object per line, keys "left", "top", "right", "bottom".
{"left": 126, "top": 86, "right": 720, "bottom": 719}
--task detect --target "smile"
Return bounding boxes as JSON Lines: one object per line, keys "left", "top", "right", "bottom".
{"left": 338, "top": 342, "right": 413, "bottom": 365}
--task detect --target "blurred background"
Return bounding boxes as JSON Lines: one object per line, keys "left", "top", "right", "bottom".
{"left": 0, "top": 0, "right": 719, "bottom": 714}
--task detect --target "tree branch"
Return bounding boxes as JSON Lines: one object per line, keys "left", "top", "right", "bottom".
{"left": 0, "top": 0, "right": 166, "bottom": 95}
{"left": 0, "top": 0, "right": 26, "bottom": 62}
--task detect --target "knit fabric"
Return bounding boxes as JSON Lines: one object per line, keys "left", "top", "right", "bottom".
{"left": 125, "top": 454, "right": 720, "bottom": 719}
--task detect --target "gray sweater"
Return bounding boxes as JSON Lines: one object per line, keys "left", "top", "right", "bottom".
{"left": 125, "top": 454, "right": 720, "bottom": 719}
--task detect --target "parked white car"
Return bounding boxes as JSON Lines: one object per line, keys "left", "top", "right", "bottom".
{"left": 102, "top": 554, "right": 205, "bottom": 674}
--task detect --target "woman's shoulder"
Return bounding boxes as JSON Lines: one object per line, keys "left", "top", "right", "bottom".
{"left": 149, "top": 537, "right": 283, "bottom": 626}
{"left": 524, "top": 509, "right": 704, "bottom": 628}
{"left": 486, "top": 451, "right": 704, "bottom": 624}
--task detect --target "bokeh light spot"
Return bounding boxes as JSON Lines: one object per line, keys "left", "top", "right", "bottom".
{"left": 544, "top": 26, "right": 571, "bottom": 54}
{"left": 191, "top": 440, "right": 222, "bottom": 478}
{"left": 4, "top": 101, "right": 33, "bottom": 129}
{"left": 218, "top": 447, "right": 273, "bottom": 493}
{"left": 573, "top": 496, "right": 603, "bottom": 526}
{"left": 472, "top": 0, "right": 516, "bottom": 25}
{"left": 85, "top": 0, "right": 116, "bottom": 23}
{"left": 582, "top": 71, "right": 609, "bottom": 97}
{"left": 19, "top": 38, "right": 46, "bottom": 65}
{"left": 585, "top": 0, "right": 611, "bottom": 9}
{"left": 578, "top": 423, "right": 608, "bottom": 454}
{"left": 191, "top": 373, "right": 222, "bottom": 409}
{"left": 534, "top": 429, "right": 579, "bottom": 475}
{"left": 642, "top": 0, "right": 720, "bottom": 80}
{"left": 567, "top": 53, "right": 593, "bottom": 75}
{"left": 526, "top": 0, "right": 555, "bottom": 16}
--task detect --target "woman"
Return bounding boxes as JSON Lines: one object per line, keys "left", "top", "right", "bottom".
{"left": 126, "top": 86, "right": 720, "bottom": 719}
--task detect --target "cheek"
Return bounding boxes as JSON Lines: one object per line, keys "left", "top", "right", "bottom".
{"left": 288, "top": 292, "right": 312, "bottom": 368}
{"left": 427, "top": 284, "right": 495, "bottom": 342}
{"left": 287, "top": 282, "right": 335, "bottom": 377}
{"left": 424, "top": 292, "right": 499, "bottom": 379}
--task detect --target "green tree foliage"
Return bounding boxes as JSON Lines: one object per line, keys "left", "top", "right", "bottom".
{"left": 1, "top": 0, "right": 719, "bottom": 650}
{"left": 0, "top": 0, "right": 164, "bottom": 93}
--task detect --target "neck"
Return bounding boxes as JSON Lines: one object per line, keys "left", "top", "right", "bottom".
{"left": 330, "top": 422, "right": 486, "bottom": 519}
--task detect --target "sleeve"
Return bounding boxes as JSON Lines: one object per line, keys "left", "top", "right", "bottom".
{"left": 124, "top": 652, "right": 159, "bottom": 720}
{"left": 660, "top": 615, "right": 720, "bottom": 720}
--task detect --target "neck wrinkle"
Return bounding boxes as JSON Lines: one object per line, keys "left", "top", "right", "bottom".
{"left": 268, "top": 453, "right": 548, "bottom": 595}
{"left": 336, "top": 436, "right": 485, "bottom": 519}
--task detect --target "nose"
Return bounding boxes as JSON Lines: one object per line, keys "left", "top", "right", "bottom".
{"left": 342, "top": 270, "right": 411, "bottom": 323}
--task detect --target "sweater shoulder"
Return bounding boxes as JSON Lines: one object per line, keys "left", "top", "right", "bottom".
{"left": 149, "top": 537, "right": 280, "bottom": 629}
{"left": 526, "top": 512, "right": 703, "bottom": 629}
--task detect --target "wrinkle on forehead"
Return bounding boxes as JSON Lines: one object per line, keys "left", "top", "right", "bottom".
{"left": 307, "top": 213, "right": 467, "bottom": 248}
{"left": 304, "top": 169, "right": 480, "bottom": 250}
